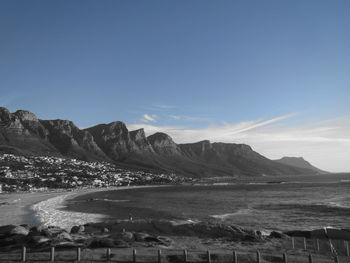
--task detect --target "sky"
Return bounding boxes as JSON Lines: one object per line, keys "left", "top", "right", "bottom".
{"left": 0, "top": 0, "right": 350, "bottom": 172}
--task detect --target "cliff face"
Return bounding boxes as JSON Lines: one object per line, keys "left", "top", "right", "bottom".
{"left": 0, "top": 106, "right": 321, "bottom": 177}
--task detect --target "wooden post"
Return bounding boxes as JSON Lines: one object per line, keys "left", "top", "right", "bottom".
{"left": 316, "top": 239, "right": 320, "bottom": 252}
{"left": 158, "top": 249, "right": 162, "bottom": 263}
{"left": 308, "top": 253, "right": 313, "bottom": 263}
{"left": 233, "top": 250, "right": 237, "bottom": 263}
{"left": 283, "top": 253, "right": 287, "bottom": 263}
{"left": 256, "top": 251, "right": 261, "bottom": 263}
{"left": 304, "top": 237, "right": 307, "bottom": 250}
{"left": 133, "top": 248, "right": 137, "bottom": 263}
{"left": 50, "top": 247, "right": 55, "bottom": 262}
{"left": 334, "top": 256, "right": 339, "bottom": 263}
{"left": 106, "top": 248, "right": 111, "bottom": 261}
{"left": 21, "top": 246, "right": 26, "bottom": 262}
{"left": 292, "top": 237, "right": 295, "bottom": 249}
{"left": 183, "top": 249, "right": 188, "bottom": 263}
{"left": 207, "top": 250, "right": 211, "bottom": 263}
{"left": 345, "top": 240, "right": 349, "bottom": 257}
{"left": 76, "top": 247, "right": 81, "bottom": 262}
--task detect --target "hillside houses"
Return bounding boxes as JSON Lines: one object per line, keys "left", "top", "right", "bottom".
{"left": 0, "top": 154, "right": 188, "bottom": 192}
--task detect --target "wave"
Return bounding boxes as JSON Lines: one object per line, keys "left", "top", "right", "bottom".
{"left": 31, "top": 193, "right": 105, "bottom": 230}
{"left": 94, "top": 198, "right": 130, "bottom": 202}
{"left": 210, "top": 208, "right": 253, "bottom": 220}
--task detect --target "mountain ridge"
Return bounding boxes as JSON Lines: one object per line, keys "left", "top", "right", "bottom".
{"left": 0, "top": 107, "right": 321, "bottom": 177}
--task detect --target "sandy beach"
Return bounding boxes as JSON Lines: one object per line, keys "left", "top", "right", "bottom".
{"left": 0, "top": 185, "right": 167, "bottom": 229}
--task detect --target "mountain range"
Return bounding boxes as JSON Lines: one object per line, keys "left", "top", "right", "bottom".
{"left": 0, "top": 107, "right": 325, "bottom": 177}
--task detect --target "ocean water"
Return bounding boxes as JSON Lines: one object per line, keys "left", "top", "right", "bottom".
{"left": 61, "top": 173, "right": 350, "bottom": 232}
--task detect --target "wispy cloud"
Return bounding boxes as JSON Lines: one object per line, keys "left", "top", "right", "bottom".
{"left": 155, "top": 104, "right": 176, "bottom": 109}
{"left": 169, "top": 115, "right": 211, "bottom": 122}
{"left": 127, "top": 114, "right": 350, "bottom": 172}
{"left": 141, "top": 114, "right": 157, "bottom": 123}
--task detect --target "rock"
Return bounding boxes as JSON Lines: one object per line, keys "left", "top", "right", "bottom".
{"left": 52, "top": 232, "right": 73, "bottom": 243}
{"left": 284, "top": 230, "right": 311, "bottom": 238}
{"left": 25, "top": 235, "right": 51, "bottom": 247}
{"left": 269, "top": 231, "right": 289, "bottom": 239}
{"left": 113, "top": 239, "right": 130, "bottom": 248}
{"left": 134, "top": 232, "right": 153, "bottom": 241}
{"left": 41, "top": 226, "right": 67, "bottom": 237}
{"left": 30, "top": 224, "right": 48, "bottom": 234}
{"left": 111, "top": 232, "right": 135, "bottom": 243}
{"left": 10, "top": 226, "right": 29, "bottom": 236}
{"left": 156, "top": 236, "right": 173, "bottom": 246}
{"left": 54, "top": 241, "right": 78, "bottom": 248}
{"left": 71, "top": 225, "right": 85, "bottom": 234}
{"left": 87, "top": 238, "right": 116, "bottom": 248}
{"left": 0, "top": 225, "right": 29, "bottom": 238}
{"left": 102, "top": 227, "right": 109, "bottom": 233}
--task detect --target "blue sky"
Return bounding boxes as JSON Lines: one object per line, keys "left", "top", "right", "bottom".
{"left": 1, "top": 1, "right": 350, "bottom": 171}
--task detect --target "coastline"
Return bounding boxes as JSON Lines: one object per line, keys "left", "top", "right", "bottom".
{"left": 0, "top": 185, "right": 170, "bottom": 229}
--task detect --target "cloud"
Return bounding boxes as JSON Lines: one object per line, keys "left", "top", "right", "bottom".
{"left": 155, "top": 104, "right": 176, "bottom": 109}
{"left": 141, "top": 114, "right": 157, "bottom": 123}
{"left": 169, "top": 115, "right": 211, "bottom": 121}
{"left": 127, "top": 114, "right": 350, "bottom": 173}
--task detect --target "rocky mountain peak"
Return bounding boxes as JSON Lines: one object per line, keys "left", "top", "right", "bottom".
{"left": 148, "top": 132, "right": 181, "bottom": 155}
{"left": 129, "top": 128, "right": 146, "bottom": 141}
{"left": 14, "top": 110, "right": 38, "bottom": 122}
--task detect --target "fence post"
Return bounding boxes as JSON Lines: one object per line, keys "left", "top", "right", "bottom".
{"left": 50, "top": 247, "right": 55, "bottom": 262}
{"left": 256, "top": 251, "right": 261, "bottom": 263}
{"left": 308, "top": 253, "right": 313, "bottom": 263}
{"left": 21, "top": 246, "right": 26, "bottom": 262}
{"left": 345, "top": 240, "right": 349, "bottom": 257}
{"left": 207, "top": 250, "right": 211, "bottom": 263}
{"left": 183, "top": 249, "right": 188, "bottom": 263}
{"left": 292, "top": 237, "right": 295, "bottom": 249}
{"left": 316, "top": 239, "right": 320, "bottom": 252}
{"left": 233, "top": 250, "right": 237, "bottom": 263}
{"left": 283, "top": 253, "right": 287, "bottom": 263}
{"left": 76, "top": 247, "right": 81, "bottom": 262}
{"left": 133, "top": 248, "right": 137, "bottom": 263}
{"left": 304, "top": 237, "right": 307, "bottom": 250}
{"left": 334, "top": 256, "right": 339, "bottom": 263}
{"left": 106, "top": 248, "right": 111, "bottom": 261}
{"left": 158, "top": 249, "right": 162, "bottom": 263}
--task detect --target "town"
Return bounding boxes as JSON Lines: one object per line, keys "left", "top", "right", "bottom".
{"left": 0, "top": 154, "right": 189, "bottom": 192}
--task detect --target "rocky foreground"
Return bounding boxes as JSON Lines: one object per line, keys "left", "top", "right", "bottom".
{"left": 0, "top": 219, "right": 275, "bottom": 251}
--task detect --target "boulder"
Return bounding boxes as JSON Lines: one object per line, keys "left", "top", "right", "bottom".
{"left": 269, "top": 231, "right": 290, "bottom": 239}
{"left": 0, "top": 225, "right": 29, "bottom": 238}
{"left": 111, "top": 232, "right": 135, "bottom": 243}
{"left": 52, "top": 232, "right": 73, "bottom": 243}
{"left": 71, "top": 225, "right": 85, "bottom": 234}
{"left": 134, "top": 232, "right": 153, "bottom": 241}
{"left": 102, "top": 227, "right": 109, "bottom": 233}
{"left": 41, "top": 226, "right": 67, "bottom": 237}
{"left": 25, "top": 235, "right": 51, "bottom": 247}
{"left": 87, "top": 237, "right": 115, "bottom": 248}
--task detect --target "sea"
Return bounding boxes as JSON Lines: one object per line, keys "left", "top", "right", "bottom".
{"left": 57, "top": 173, "right": 350, "bottom": 232}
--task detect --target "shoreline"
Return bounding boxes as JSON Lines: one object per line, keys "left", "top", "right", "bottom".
{"left": 0, "top": 185, "right": 170, "bottom": 228}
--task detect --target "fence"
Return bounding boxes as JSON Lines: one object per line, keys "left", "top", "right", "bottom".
{"left": 290, "top": 237, "right": 349, "bottom": 257}
{"left": 0, "top": 246, "right": 348, "bottom": 263}
{"left": 0, "top": 238, "right": 349, "bottom": 263}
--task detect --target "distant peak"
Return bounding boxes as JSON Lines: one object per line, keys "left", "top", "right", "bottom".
{"left": 14, "top": 110, "right": 38, "bottom": 121}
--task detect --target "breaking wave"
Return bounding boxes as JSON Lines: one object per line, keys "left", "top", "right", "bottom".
{"left": 31, "top": 193, "right": 105, "bottom": 230}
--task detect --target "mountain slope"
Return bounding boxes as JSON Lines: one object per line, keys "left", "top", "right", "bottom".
{"left": 0, "top": 106, "right": 323, "bottom": 177}
{"left": 274, "top": 157, "right": 328, "bottom": 174}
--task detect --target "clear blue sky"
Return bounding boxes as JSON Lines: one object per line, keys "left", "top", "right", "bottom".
{"left": 1, "top": 0, "right": 350, "bottom": 171}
